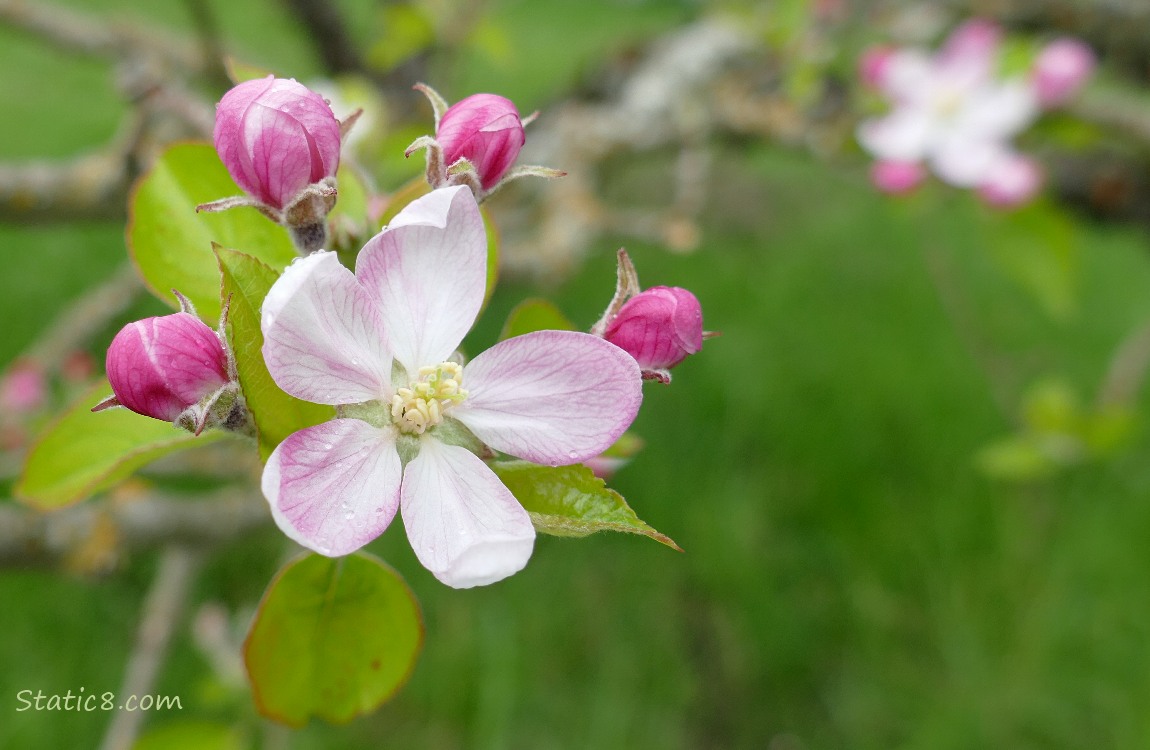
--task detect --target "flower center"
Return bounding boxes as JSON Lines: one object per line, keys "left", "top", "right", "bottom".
{"left": 390, "top": 362, "right": 468, "bottom": 435}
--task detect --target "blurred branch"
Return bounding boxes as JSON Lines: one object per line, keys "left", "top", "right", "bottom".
{"left": 280, "top": 0, "right": 365, "bottom": 77}
{"left": 0, "top": 0, "right": 200, "bottom": 67}
{"left": 0, "top": 487, "right": 268, "bottom": 569}
{"left": 98, "top": 545, "right": 202, "bottom": 750}
{"left": 0, "top": 0, "right": 213, "bottom": 224}
{"left": 20, "top": 265, "right": 142, "bottom": 373}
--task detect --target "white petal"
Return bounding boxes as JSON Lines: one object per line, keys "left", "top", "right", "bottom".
{"left": 261, "top": 251, "right": 393, "bottom": 404}
{"left": 262, "top": 419, "right": 402, "bottom": 557}
{"left": 930, "top": 136, "right": 1008, "bottom": 187}
{"left": 453, "top": 331, "right": 642, "bottom": 465}
{"left": 955, "top": 80, "right": 1038, "bottom": 140}
{"left": 882, "top": 49, "right": 936, "bottom": 103}
{"left": 356, "top": 185, "right": 486, "bottom": 377}
{"left": 857, "top": 108, "right": 935, "bottom": 162}
{"left": 400, "top": 439, "right": 534, "bottom": 588}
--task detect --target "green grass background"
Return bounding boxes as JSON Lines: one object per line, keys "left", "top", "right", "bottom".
{"left": 4, "top": 1, "right": 1150, "bottom": 748}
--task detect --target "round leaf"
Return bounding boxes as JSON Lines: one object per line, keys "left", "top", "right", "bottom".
{"left": 128, "top": 142, "right": 298, "bottom": 320}
{"left": 244, "top": 552, "right": 424, "bottom": 727}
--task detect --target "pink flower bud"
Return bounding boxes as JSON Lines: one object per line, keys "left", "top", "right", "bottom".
{"left": 978, "top": 153, "right": 1042, "bottom": 208}
{"left": 940, "top": 18, "right": 1002, "bottom": 70}
{"left": 436, "top": 94, "right": 526, "bottom": 190}
{"left": 213, "top": 76, "right": 341, "bottom": 210}
{"left": 603, "top": 286, "right": 703, "bottom": 373}
{"left": 106, "top": 313, "right": 229, "bottom": 422}
{"left": 1033, "top": 39, "right": 1095, "bottom": 107}
{"left": 870, "top": 160, "right": 925, "bottom": 195}
{"left": 859, "top": 46, "right": 896, "bottom": 90}
{"left": 0, "top": 360, "right": 46, "bottom": 414}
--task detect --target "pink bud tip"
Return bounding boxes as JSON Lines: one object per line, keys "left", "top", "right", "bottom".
{"left": 603, "top": 286, "right": 704, "bottom": 372}
{"left": 859, "top": 46, "right": 896, "bottom": 89}
{"left": 213, "top": 76, "right": 341, "bottom": 210}
{"left": 0, "top": 360, "right": 47, "bottom": 414}
{"left": 106, "top": 313, "right": 229, "bottom": 422}
{"left": 870, "top": 160, "right": 925, "bottom": 195}
{"left": 978, "top": 154, "right": 1043, "bottom": 208}
{"left": 941, "top": 19, "right": 1002, "bottom": 66}
{"left": 436, "top": 93, "right": 526, "bottom": 190}
{"left": 1033, "top": 38, "right": 1095, "bottom": 107}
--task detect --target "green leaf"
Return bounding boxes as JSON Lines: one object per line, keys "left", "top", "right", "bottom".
{"left": 16, "top": 381, "right": 226, "bottom": 509}
{"left": 975, "top": 435, "right": 1059, "bottom": 482}
{"left": 134, "top": 721, "right": 245, "bottom": 750}
{"left": 982, "top": 200, "right": 1079, "bottom": 320}
{"left": 244, "top": 552, "right": 423, "bottom": 727}
{"left": 498, "top": 298, "right": 575, "bottom": 341}
{"left": 490, "top": 460, "right": 680, "bottom": 550}
{"left": 128, "top": 142, "right": 298, "bottom": 321}
{"left": 216, "top": 247, "right": 334, "bottom": 460}
{"left": 366, "top": 4, "right": 435, "bottom": 72}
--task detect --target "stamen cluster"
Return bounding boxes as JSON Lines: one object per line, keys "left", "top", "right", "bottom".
{"left": 391, "top": 362, "right": 468, "bottom": 434}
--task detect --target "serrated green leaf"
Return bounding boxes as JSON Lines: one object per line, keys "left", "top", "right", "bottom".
{"left": 490, "top": 460, "right": 680, "bottom": 550}
{"left": 128, "top": 142, "right": 298, "bottom": 321}
{"left": 133, "top": 721, "right": 245, "bottom": 750}
{"left": 15, "top": 381, "right": 226, "bottom": 509}
{"left": 216, "top": 247, "right": 334, "bottom": 460}
{"left": 244, "top": 552, "right": 423, "bottom": 727}
{"left": 498, "top": 298, "right": 575, "bottom": 341}
{"left": 982, "top": 200, "right": 1079, "bottom": 319}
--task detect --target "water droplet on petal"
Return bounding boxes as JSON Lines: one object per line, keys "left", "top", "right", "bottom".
{"left": 567, "top": 451, "right": 578, "bottom": 459}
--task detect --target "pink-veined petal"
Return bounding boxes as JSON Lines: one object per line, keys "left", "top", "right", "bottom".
{"left": 453, "top": 330, "right": 642, "bottom": 465}
{"left": 400, "top": 439, "right": 534, "bottom": 588}
{"left": 261, "top": 251, "right": 393, "bottom": 404}
{"left": 356, "top": 186, "right": 486, "bottom": 377}
{"left": 262, "top": 419, "right": 402, "bottom": 557}
{"left": 857, "top": 108, "right": 935, "bottom": 162}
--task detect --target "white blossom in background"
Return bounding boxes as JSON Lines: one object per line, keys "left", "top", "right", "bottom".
{"left": 857, "top": 20, "right": 1094, "bottom": 207}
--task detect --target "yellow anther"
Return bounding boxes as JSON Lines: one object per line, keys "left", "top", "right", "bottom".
{"left": 391, "top": 361, "right": 469, "bottom": 435}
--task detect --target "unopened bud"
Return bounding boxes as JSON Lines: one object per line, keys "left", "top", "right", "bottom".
{"left": 871, "top": 160, "right": 924, "bottom": 195}
{"left": 105, "top": 313, "right": 229, "bottom": 422}
{"left": 979, "top": 153, "right": 1042, "bottom": 208}
{"left": 603, "top": 286, "right": 703, "bottom": 379}
{"left": 437, "top": 94, "right": 526, "bottom": 190}
{"left": 213, "top": 76, "right": 341, "bottom": 210}
{"left": 1032, "top": 39, "right": 1094, "bottom": 107}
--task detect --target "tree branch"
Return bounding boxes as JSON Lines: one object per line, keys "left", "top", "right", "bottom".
{"left": 0, "top": 488, "right": 269, "bottom": 569}
{"left": 98, "top": 545, "right": 202, "bottom": 750}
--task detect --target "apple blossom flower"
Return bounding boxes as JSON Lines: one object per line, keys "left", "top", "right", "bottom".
{"left": 1032, "top": 38, "right": 1095, "bottom": 107}
{"left": 260, "top": 185, "right": 642, "bottom": 587}
{"left": 198, "top": 76, "right": 344, "bottom": 254}
{"left": 857, "top": 20, "right": 1039, "bottom": 199}
{"left": 591, "top": 249, "right": 706, "bottom": 384}
{"left": 405, "top": 84, "right": 564, "bottom": 202}
{"left": 93, "top": 293, "right": 251, "bottom": 436}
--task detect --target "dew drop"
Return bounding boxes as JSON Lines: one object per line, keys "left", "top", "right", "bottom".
{"left": 567, "top": 451, "right": 578, "bottom": 459}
